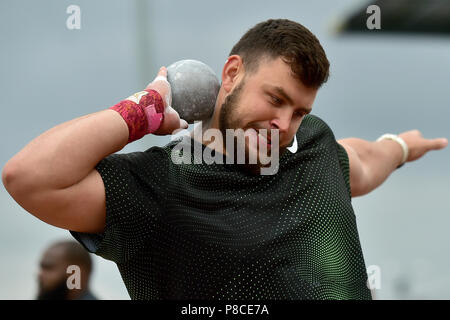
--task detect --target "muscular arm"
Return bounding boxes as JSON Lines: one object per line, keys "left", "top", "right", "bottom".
{"left": 337, "top": 138, "right": 403, "bottom": 197}
{"left": 2, "top": 67, "right": 185, "bottom": 234}
{"left": 338, "top": 130, "right": 448, "bottom": 197}
{"left": 2, "top": 110, "right": 129, "bottom": 233}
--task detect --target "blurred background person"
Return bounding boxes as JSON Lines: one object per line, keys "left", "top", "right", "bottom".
{"left": 36, "top": 240, "right": 98, "bottom": 300}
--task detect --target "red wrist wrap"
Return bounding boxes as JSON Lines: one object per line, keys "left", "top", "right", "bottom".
{"left": 110, "top": 89, "right": 165, "bottom": 143}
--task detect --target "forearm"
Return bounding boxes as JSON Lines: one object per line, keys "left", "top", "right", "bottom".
{"left": 3, "top": 109, "right": 129, "bottom": 193}
{"left": 339, "top": 137, "right": 404, "bottom": 194}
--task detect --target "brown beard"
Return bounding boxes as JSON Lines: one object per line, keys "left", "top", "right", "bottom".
{"left": 218, "top": 79, "right": 245, "bottom": 140}
{"left": 218, "top": 79, "right": 286, "bottom": 175}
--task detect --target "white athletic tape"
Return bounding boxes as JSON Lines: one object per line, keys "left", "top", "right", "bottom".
{"left": 376, "top": 133, "right": 409, "bottom": 165}
{"left": 165, "top": 106, "right": 178, "bottom": 115}
{"left": 153, "top": 76, "right": 170, "bottom": 84}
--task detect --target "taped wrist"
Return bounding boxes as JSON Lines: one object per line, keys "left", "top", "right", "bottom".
{"left": 110, "top": 89, "right": 165, "bottom": 143}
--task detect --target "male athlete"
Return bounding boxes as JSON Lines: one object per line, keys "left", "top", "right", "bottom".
{"left": 2, "top": 19, "right": 447, "bottom": 299}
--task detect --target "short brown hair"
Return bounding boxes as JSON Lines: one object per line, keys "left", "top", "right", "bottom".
{"left": 229, "top": 19, "right": 330, "bottom": 89}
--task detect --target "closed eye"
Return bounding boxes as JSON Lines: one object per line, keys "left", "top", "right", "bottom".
{"left": 266, "top": 91, "right": 311, "bottom": 117}
{"left": 293, "top": 110, "right": 306, "bottom": 117}
{"left": 269, "top": 94, "right": 283, "bottom": 106}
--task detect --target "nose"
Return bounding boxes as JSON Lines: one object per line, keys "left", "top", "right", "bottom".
{"left": 269, "top": 109, "right": 292, "bottom": 134}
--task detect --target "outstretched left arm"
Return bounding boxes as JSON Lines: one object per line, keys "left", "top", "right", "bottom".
{"left": 337, "top": 130, "right": 448, "bottom": 197}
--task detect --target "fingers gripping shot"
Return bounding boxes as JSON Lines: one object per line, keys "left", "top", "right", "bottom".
{"left": 2, "top": 19, "right": 448, "bottom": 300}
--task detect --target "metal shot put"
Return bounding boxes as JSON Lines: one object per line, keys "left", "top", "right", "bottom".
{"left": 167, "top": 59, "right": 219, "bottom": 124}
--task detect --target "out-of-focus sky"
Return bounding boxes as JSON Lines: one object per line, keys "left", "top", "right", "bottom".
{"left": 1, "top": 0, "right": 449, "bottom": 299}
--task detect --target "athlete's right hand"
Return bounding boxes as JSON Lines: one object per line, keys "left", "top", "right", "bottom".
{"left": 145, "top": 66, "right": 189, "bottom": 135}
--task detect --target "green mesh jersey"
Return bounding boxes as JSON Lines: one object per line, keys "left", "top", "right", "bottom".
{"left": 70, "top": 114, "right": 372, "bottom": 300}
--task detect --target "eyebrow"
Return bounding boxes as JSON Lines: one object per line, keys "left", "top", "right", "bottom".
{"left": 263, "top": 84, "right": 312, "bottom": 113}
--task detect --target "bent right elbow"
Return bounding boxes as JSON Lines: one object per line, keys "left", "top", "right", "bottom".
{"left": 2, "top": 160, "right": 19, "bottom": 195}
{"left": 2, "top": 160, "right": 57, "bottom": 224}
{"left": 2, "top": 159, "right": 36, "bottom": 202}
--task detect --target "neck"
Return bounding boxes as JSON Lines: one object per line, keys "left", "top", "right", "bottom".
{"left": 189, "top": 102, "right": 221, "bottom": 147}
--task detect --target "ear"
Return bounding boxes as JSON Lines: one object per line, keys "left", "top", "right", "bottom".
{"left": 221, "top": 55, "right": 244, "bottom": 93}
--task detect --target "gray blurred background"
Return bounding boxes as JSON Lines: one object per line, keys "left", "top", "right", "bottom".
{"left": 0, "top": 0, "right": 449, "bottom": 299}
